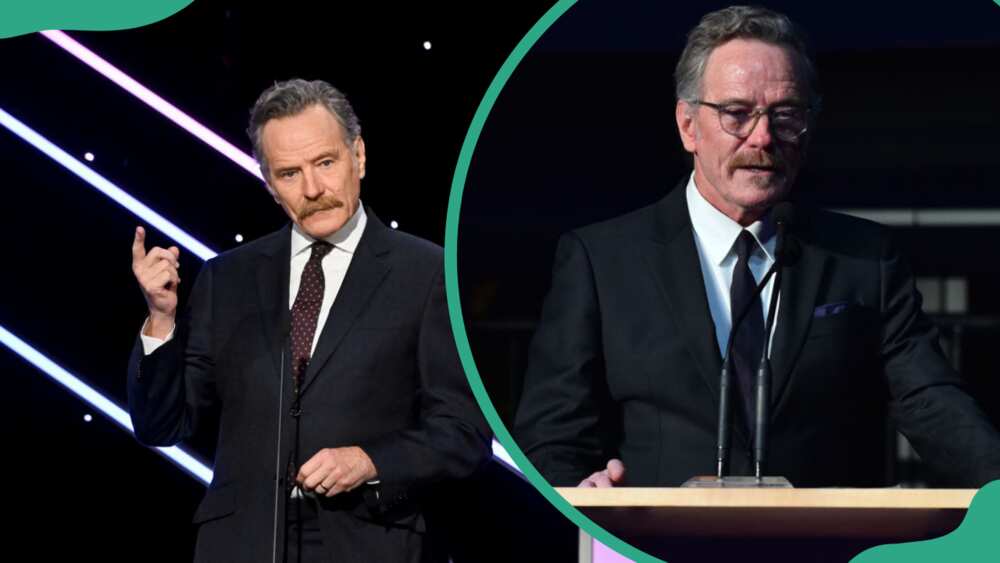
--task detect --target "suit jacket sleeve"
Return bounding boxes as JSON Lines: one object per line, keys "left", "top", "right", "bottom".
{"left": 359, "top": 265, "right": 491, "bottom": 507}
{"left": 514, "top": 232, "right": 617, "bottom": 486}
{"left": 880, "top": 233, "right": 1000, "bottom": 486}
{"left": 127, "top": 259, "right": 218, "bottom": 447}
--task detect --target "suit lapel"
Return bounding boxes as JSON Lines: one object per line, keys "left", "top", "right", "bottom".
{"left": 642, "top": 186, "right": 733, "bottom": 429}
{"left": 255, "top": 226, "right": 292, "bottom": 378}
{"left": 769, "top": 227, "right": 828, "bottom": 413}
{"left": 300, "top": 210, "right": 392, "bottom": 394}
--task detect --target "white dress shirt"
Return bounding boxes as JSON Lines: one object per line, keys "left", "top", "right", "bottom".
{"left": 685, "top": 175, "right": 779, "bottom": 357}
{"left": 140, "top": 204, "right": 367, "bottom": 355}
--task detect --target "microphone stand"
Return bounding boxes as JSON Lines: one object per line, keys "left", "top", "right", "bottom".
{"left": 685, "top": 218, "right": 794, "bottom": 489}
{"left": 753, "top": 222, "right": 786, "bottom": 483}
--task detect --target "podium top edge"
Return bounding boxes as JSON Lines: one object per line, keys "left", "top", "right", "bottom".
{"left": 555, "top": 487, "right": 977, "bottom": 509}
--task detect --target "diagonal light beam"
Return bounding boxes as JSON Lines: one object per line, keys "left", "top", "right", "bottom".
{"left": 0, "top": 105, "right": 218, "bottom": 261}
{"left": 0, "top": 323, "right": 213, "bottom": 484}
{"left": 39, "top": 30, "right": 263, "bottom": 181}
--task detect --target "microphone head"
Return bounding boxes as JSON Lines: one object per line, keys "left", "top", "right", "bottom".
{"left": 771, "top": 202, "right": 799, "bottom": 266}
{"left": 778, "top": 237, "right": 802, "bottom": 266}
{"left": 772, "top": 202, "right": 795, "bottom": 229}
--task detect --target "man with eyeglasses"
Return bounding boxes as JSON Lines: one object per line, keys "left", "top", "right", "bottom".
{"left": 515, "top": 5, "right": 1000, "bottom": 490}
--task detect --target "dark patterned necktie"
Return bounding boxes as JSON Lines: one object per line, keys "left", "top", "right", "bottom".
{"left": 290, "top": 241, "right": 334, "bottom": 389}
{"left": 730, "top": 230, "right": 765, "bottom": 432}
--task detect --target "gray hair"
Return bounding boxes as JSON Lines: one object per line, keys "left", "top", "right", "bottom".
{"left": 247, "top": 78, "right": 362, "bottom": 177}
{"left": 675, "top": 6, "right": 820, "bottom": 107}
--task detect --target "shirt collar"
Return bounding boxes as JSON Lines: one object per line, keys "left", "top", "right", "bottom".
{"left": 290, "top": 202, "right": 367, "bottom": 258}
{"left": 685, "top": 173, "right": 776, "bottom": 265}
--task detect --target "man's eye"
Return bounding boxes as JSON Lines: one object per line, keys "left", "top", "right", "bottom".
{"left": 772, "top": 109, "right": 804, "bottom": 122}
{"left": 278, "top": 170, "right": 297, "bottom": 179}
{"left": 721, "top": 107, "right": 752, "bottom": 120}
{"left": 319, "top": 159, "right": 334, "bottom": 167}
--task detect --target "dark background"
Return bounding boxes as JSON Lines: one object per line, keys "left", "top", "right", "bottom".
{"left": 0, "top": 1, "right": 579, "bottom": 561}
{"left": 458, "top": 0, "right": 1000, "bottom": 486}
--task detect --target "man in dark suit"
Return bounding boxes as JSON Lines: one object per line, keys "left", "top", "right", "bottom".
{"left": 128, "top": 79, "right": 490, "bottom": 562}
{"left": 514, "top": 6, "right": 1000, "bottom": 489}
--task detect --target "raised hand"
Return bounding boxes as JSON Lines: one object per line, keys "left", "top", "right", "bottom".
{"left": 131, "top": 226, "right": 180, "bottom": 339}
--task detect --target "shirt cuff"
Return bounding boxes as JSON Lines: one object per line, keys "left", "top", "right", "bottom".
{"left": 139, "top": 318, "right": 175, "bottom": 355}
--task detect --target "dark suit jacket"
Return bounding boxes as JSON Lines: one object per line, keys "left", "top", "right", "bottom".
{"left": 514, "top": 182, "right": 1000, "bottom": 488}
{"left": 128, "top": 211, "right": 490, "bottom": 563}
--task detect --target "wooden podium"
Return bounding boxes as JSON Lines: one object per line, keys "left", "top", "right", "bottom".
{"left": 557, "top": 487, "right": 975, "bottom": 562}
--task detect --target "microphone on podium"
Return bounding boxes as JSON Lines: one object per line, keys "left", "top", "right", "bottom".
{"left": 685, "top": 202, "right": 798, "bottom": 488}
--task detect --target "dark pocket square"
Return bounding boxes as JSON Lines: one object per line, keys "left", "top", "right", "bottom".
{"left": 814, "top": 301, "right": 850, "bottom": 318}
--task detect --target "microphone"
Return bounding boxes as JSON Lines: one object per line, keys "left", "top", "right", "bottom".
{"left": 753, "top": 203, "right": 795, "bottom": 480}
{"left": 716, "top": 260, "right": 779, "bottom": 478}
{"left": 273, "top": 323, "right": 291, "bottom": 563}
{"left": 716, "top": 203, "right": 797, "bottom": 480}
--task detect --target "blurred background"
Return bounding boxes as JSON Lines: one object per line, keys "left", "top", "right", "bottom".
{"left": 0, "top": 1, "right": 580, "bottom": 561}
{"left": 459, "top": 0, "right": 1000, "bottom": 489}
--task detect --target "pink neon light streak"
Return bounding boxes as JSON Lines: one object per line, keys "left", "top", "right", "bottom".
{"left": 39, "top": 30, "right": 263, "bottom": 181}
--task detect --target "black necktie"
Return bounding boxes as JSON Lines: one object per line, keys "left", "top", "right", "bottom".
{"left": 730, "top": 230, "right": 765, "bottom": 432}
{"left": 289, "top": 241, "right": 334, "bottom": 391}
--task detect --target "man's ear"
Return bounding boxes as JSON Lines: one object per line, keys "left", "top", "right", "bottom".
{"left": 675, "top": 100, "right": 698, "bottom": 154}
{"left": 354, "top": 137, "right": 367, "bottom": 179}
{"left": 261, "top": 172, "right": 281, "bottom": 204}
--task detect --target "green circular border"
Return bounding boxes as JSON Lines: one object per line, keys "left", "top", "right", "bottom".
{"left": 443, "top": 1, "right": 661, "bottom": 561}
{"left": 443, "top": 2, "right": 1000, "bottom": 562}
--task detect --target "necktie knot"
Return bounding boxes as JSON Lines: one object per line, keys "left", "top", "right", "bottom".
{"left": 735, "top": 230, "right": 758, "bottom": 263}
{"left": 309, "top": 241, "right": 334, "bottom": 262}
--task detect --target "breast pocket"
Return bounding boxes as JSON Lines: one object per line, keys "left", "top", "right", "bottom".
{"left": 806, "top": 303, "right": 875, "bottom": 340}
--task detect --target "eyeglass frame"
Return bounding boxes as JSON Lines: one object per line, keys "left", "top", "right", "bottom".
{"left": 689, "top": 99, "right": 813, "bottom": 142}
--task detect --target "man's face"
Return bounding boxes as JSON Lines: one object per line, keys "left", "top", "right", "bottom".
{"left": 261, "top": 104, "right": 366, "bottom": 239}
{"left": 676, "top": 39, "right": 808, "bottom": 225}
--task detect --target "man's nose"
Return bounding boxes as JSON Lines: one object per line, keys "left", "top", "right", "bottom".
{"left": 744, "top": 113, "right": 774, "bottom": 148}
{"left": 301, "top": 169, "right": 323, "bottom": 199}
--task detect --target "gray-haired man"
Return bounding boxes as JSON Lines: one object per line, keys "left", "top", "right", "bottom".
{"left": 515, "top": 5, "right": 1000, "bottom": 490}
{"left": 129, "top": 79, "right": 489, "bottom": 562}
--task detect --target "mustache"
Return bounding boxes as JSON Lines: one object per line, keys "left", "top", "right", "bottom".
{"left": 730, "top": 151, "right": 785, "bottom": 172}
{"left": 298, "top": 197, "right": 344, "bottom": 220}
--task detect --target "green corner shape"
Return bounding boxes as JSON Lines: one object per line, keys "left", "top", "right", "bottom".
{"left": 443, "top": 2, "right": 661, "bottom": 561}
{"left": 0, "top": 0, "right": 193, "bottom": 38}
{"left": 852, "top": 480, "right": 1000, "bottom": 562}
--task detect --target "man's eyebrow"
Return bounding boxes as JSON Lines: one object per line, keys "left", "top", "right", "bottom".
{"left": 311, "top": 150, "right": 339, "bottom": 162}
{"left": 715, "top": 96, "right": 807, "bottom": 107}
{"left": 713, "top": 97, "right": 754, "bottom": 106}
{"left": 271, "top": 150, "right": 342, "bottom": 174}
{"left": 272, "top": 163, "right": 299, "bottom": 174}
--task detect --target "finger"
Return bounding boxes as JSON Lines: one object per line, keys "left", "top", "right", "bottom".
{"left": 131, "top": 227, "right": 147, "bottom": 264}
{"left": 326, "top": 478, "right": 352, "bottom": 497}
{"left": 578, "top": 470, "right": 609, "bottom": 487}
{"left": 303, "top": 465, "right": 333, "bottom": 491}
{"left": 327, "top": 464, "right": 362, "bottom": 496}
{"left": 143, "top": 247, "right": 181, "bottom": 269}
{"left": 167, "top": 269, "right": 181, "bottom": 290}
{"left": 607, "top": 458, "right": 626, "bottom": 483}
{"left": 149, "top": 269, "right": 179, "bottom": 293}
{"left": 144, "top": 259, "right": 179, "bottom": 281}
{"left": 168, "top": 246, "right": 180, "bottom": 262}
{"left": 320, "top": 472, "right": 339, "bottom": 494}
{"left": 297, "top": 450, "right": 325, "bottom": 484}
{"left": 591, "top": 471, "right": 613, "bottom": 487}
{"left": 321, "top": 479, "right": 346, "bottom": 497}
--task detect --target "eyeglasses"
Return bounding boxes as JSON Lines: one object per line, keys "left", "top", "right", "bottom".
{"left": 691, "top": 100, "right": 810, "bottom": 142}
